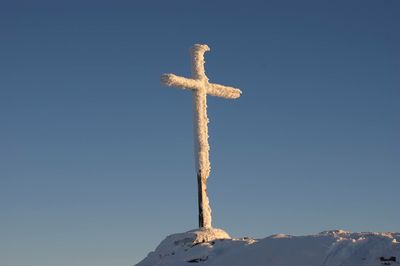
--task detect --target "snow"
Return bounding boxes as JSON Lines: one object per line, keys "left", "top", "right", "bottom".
{"left": 190, "top": 44, "right": 210, "bottom": 81}
{"left": 160, "top": 44, "right": 242, "bottom": 228}
{"left": 135, "top": 228, "right": 400, "bottom": 266}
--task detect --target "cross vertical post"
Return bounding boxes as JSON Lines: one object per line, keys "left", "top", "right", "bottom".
{"left": 161, "top": 44, "right": 242, "bottom": 228}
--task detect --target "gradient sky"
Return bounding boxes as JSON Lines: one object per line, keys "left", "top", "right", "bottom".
{"left": 1, "top": 0, "right": 399, "bottom": 265}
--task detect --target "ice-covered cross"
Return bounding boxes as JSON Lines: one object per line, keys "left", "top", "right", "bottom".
{"left": 161, "top": 44, "right": 242, "bottom": 228}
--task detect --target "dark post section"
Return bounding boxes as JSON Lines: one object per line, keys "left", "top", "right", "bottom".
{"left": 197, "top": 171, "right": 204, "bottom": 228}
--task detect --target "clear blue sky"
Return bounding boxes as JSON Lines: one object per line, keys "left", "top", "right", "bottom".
{"left": 1, "top": 0, "right": 399, "bottom": 265}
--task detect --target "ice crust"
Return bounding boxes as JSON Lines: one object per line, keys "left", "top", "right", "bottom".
{"left": 160, "top": 44, "right": 241, "bottom": 228}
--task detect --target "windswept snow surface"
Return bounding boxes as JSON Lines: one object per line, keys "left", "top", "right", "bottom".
{"left": 136, "top": 228, "right": 400, "bottom": 266}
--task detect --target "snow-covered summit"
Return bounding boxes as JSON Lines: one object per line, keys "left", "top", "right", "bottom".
{"left": 135, "top": 228, "right": 400, "bottom": 266}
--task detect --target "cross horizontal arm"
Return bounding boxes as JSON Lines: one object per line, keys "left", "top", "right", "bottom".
{"left": 161, "top": 74, "right": 202, "bottom": 91}
{"left": 207, "top": 83, "right": 242, "bottom": 99}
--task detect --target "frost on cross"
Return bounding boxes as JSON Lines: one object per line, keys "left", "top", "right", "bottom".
{"left": 161, "top": 44, "right": 242, "bottom": 228}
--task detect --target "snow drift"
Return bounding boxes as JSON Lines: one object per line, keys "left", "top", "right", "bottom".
{"left": 135, "top": 228, "right": 400, "bottom": 266}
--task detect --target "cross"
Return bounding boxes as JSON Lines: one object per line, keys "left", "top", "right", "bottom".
{"left": 161, "top": 44, "right": 242, "bottom": 228}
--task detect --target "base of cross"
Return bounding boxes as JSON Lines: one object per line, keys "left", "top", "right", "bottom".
{"left": 197, "top": 171, "right": 212, "bottom": 228}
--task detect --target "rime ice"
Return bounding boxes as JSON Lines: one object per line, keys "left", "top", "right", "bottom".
{"left": 161, "top": 44, "right": 242, "bottom": 228}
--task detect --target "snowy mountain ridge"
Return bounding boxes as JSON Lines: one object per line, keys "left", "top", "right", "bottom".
{"left": 136, "top": 228, "right": 400, "bottom": 266}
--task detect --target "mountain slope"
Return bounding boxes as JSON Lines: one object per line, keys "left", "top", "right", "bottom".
{"left": 136, "top": 228, "right": 400, "bottom": 266}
